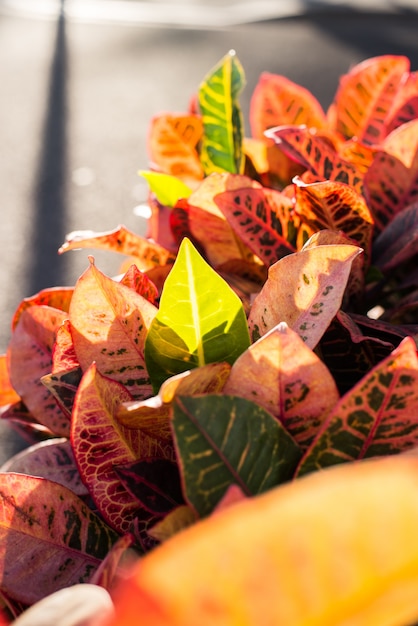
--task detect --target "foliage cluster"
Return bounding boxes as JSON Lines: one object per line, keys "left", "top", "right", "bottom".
{"left": 1, "top": 51, "right": 418, "bottom": 624}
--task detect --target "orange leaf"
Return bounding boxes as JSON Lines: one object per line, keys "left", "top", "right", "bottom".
{"left": 249, "top": 72, "right": 327, "bottom": 140}
{"left": 110, "top": 456, "right": 418, "bottom": 626}
{"left": 69, "top": 259, "right": 157, "bottom": 400}
{"left": 223, "top": 323, "right": 339, "bottom": 449}
{"left": 0, "top": 355, "right": 20, "bottom": 407}
{"left": 7, "top": 306, "right": 70, "bottom": 436}
{"left": 11, "top": 287, "right": 73, "bottom": 331}
{"left": 329, "top": 54, "right": 410, "bottom": 144}
{"left": 148, "top": 113, "right": 204, "bottom": 185}
{"left": 59, "top": 225, "right": 176, "bottom": 271}
{"left": 248, "top": 243, "right": 362, "bottom": 348}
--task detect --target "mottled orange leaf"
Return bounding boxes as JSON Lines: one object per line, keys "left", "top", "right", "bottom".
{"left": 267, "top": 125, "right": 364, "bottom": 195}
{"left": 0, "top": 473, "right": 117, "bottom": 606}
{"left": 329, "top": 55, "right": 409, "bottom": 144}
{"left": 7, "top": 306, "right": 70, "bottom": 437}
{"left": 223, "top": 323, "right": 339, "bottom": 449}
{"left": 59, "top": 225, "right": 176, "bottom": 271}
{"left": 294, "top": 178, "right": 374, "bottom": 264}
{"left": 110, "top": 456, "right": 418, "bottom": 626}
{"left": 248, "top": 243, "right": 362, "bottom": 348}
{"left": 297, "top": 336, "right": 418, "bottom": 476}
{"left": 0, "top": 355, "right": 19, "bottom": 407}
{"left": 69, "top": 259, "right": 157, "bottom": 400}
{"left": 52, "top": 319, "right": 79, "bottom": 373}
{"left": 338, "top": 140, "right": 377, "bottom": 173}
{"left": 148, "top": 113, "right": 204, "bottom": 185}
{"left": 249, "top": 72, "right": 327, "bottom": 140}
{"left": 71, "top": 364, "right": 175, "bottom": 540}
{"left": 119, "top": 264, "right": 159, "bottom": 305}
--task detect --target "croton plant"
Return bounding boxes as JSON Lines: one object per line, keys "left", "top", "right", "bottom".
{"left": 1, "top": 51, "right": 418, "bottom": 625}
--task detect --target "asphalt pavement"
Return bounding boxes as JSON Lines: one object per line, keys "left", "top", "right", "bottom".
{"left": 1, "top": 0, "right": 418, "bottom": 461}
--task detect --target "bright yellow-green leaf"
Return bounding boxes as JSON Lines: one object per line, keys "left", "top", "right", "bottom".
{"left": 139, "top": 171, "right": 193, "bottom": 207}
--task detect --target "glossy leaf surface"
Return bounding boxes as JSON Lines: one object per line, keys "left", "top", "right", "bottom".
{"left": 198, "top": 50, "right": 245, "bottom": 175}
{"left": 139, "top": 171, "right": 192, "bottom": 207}
{"left": 248, "top": 243, "right": 362, "bottom": 347}
{"left": 119, "top": 264, "right": 159, "bottom": 305}
{"left": 297, "top": 337, "right": 418, "bottom": 476}
{"left": 69, "top": 259, "right": 157, "bottom": 400}
{"left": 145, "top": 238, "right": 250, "bottom": 392}
{"left": 0, "top": 473, "right": 117, "bottom": 605}
{"left": 223, "top": 323, "right": 339, "bottom": 449}
{"left": 172, "top": 393, "right": 301, "bottom": 517}
{"left": 110, "top": 456, "right": 418, "bottom": 626}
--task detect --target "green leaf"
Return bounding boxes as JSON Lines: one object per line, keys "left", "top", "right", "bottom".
{"left": 145, "top": 238, "right": 250, "bottom": 392}
{"left": 172, "top": 394, "right": 302, "bottom": 517}
{"left": 139, "top": 170, "right": 193, "bottom": 207}
{"left": 198, "top": 50, "right": 245, "bottom": 175}
{"left": 296, "top": 336, "right": 418, "bottom": 477}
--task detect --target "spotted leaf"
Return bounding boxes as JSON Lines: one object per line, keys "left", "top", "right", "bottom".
{"left": 248, "top": 243, "right": 362, "bottom": 348}
{"left": 69, "top": 258, "right": 157, "bottom": 400}
{"left": 0, "top": 473, "right": 118, "bottom": 606}
{"left": 223, "top": 323, "right": 339, "bottom": 449}
{"left": 296, "top": 336, "right": 418, "bottom": 477}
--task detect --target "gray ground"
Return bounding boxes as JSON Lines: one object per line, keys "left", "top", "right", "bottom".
{"left": 1, "top": 0, "right": 418, "bottom": 461}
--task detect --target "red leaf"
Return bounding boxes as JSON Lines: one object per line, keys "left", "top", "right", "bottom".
{"left": 71, "top": 364, "right": 175, "bottom": 538}
{"left": 329, "top": 55, "right": 409, "bottom": 144}
{"left": 7, "top": 307, "right": 70, "bottom": 437}
{"left": 0, "top": 473, "right": 117, "bottom": 605}
{"left": 120, "top": 264, "right": 159, "bottom": 305}
{"left": 11, "top": 287, "right": 73, "bottom": 331}
{"left": 91, "top": 534, "right": 136, "bottom": 589}
{"left": 69, "top": 259, "right": 157, "bottom": 400}
{"left": 267, "top": 125, "right": 364, "bottom": 195}
{"left": 214, "top": 186, "right": 298, "bottom": 266}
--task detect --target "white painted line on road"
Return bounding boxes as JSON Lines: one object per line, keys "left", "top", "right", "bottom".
{"left": 0, "top": 0, "right": 416, "bottom": 28}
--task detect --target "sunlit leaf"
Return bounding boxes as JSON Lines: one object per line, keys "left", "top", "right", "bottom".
{"left": 176, "top": 172, "right": 261, "bottom": 268}
{"left": 139, "top": 171, "right": 192, "bottom": 207}
{"left": 0, "top": 473, "right": 117, "bottom": 605}
{"left": 223, "top": 323, "right": 339, "bottom": 449}
{"left": 214, "top": 185, "right": 298, "bottom": 266}
{"left": 109, "top": 456, "right": 418, "bottom": 626}
{"left": 119, "top": 264, "right": 159, "bottom": 305}
{"left": 248, "top": 243, "right": 362, "bottom": 347}
{"left": 266, "top": 125, "right": 364, "bottom": 195}
{"left": 249, "top": 72, "right": 326, "bottom": 140}
{"left": 0, "top": 355, "right": 20, "bottom": 407}
{"left": 329, "top": 55, "right": 409, "bottom": 144}
{"left": 71, "top": 364, "right": 175, "bottom": 542}
{"left": 294, "top": 177, "right": 374, "bottom": 264}
{"left": 172, "top": 393, "right": 301, "bottom": 517}
{"left": 59, "top": 225, "right": 176, "bottom": 271}
{"left": 7, "top": 306, "right": 70, "bottom": 436}
{"left": 12, "top": 287, "right": 73, "bottom": 331}
{"left": 69, "top": 258, "right": 157, "bottom": 400}
{"left": 148, "top": 113, "right": 204, "bottom": 185}
{"left": 296, "top": 336, "right": 418, "bottom": 476}
{"left": 145, "top": 238, "right": 250, "bottom": 392}
{"left": 0, "top": 438, "right": 88, "bottom": 497}
{"left": 198, "top": 50, "right": 245, "bottom": 175}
